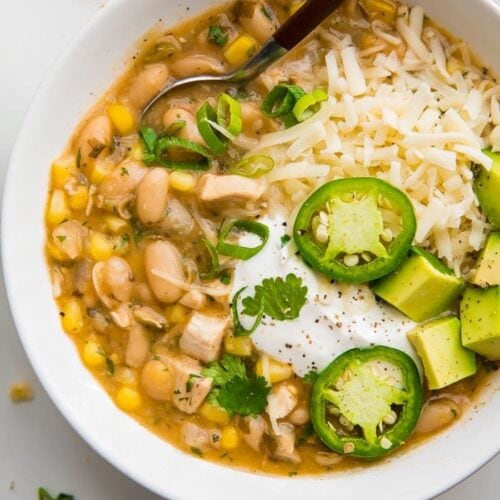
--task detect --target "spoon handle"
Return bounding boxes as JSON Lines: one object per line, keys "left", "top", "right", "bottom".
{"left": 273, "top": 0, "right": 346, "bottom": 51}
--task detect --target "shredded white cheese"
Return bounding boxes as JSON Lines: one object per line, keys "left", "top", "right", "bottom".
{"left": 254, "top": 4, "right": 499, "bottom": 273}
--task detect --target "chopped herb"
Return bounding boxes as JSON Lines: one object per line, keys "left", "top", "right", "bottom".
{"left": 297, "top": 422, "right": 315, "bottom": 447}
{"left": 302, "top": 370, "right": 319, "bottom": 384}
{"left": 261, "top": 6, "right": 273, "bottom": 20}
{"left": 202, "top": 354, "right": 247, "bottom": 385}
{"left": 450, "top": 408, "right": 458, "bottom": 418}
{"left": 202, "top": 354, "right": 270, "bottom": 416}
{"left": 208, "top": 25, "right": 228, "bottom": 47}
{"left": 236, "top": 87, "right": 250, "bottom": 101}
{"left": 120, "top": 233, "right": 131, "bottom": 248}
{"left": 130, "top": 217, "right": 145, "bottom": 244}
{"left": 200, "top": 238, "right": 220, "bottom": 280}
{"left": 191, "top": 446, "right": 204, "bottom": 457}
{"left": 186, "top": 373, "right": 201, "bottom": 392}
{"left": 88, "top": 139, "right": 105, "bottom": 159}
{"left": 56, "top": 235, "right": 67, "bottom": 242}
{"left": 105, "top": 357, "right": 115, "bottom": 375}
{"left": 120, "top": 167, "right": 129, "bottom": 176}
{"left": 219, "top": 270, "right": 231, "bottom": 285}
{"left": 242, "top": 273, "right": 308, "bottom": 321}
{"left": 217, "top": 375, "right": 270, "bottom": 417}
{"left": 288, "top": 471, "right": 298, "bottom": 477}
{"left": 75, "top": 148, "right": 82, "bottom": 168}
{"left": 38, "top": 488, "right": 74, "bottom": 500}
{"left": 280, "top": 234, "right": 291, "bottom": 247}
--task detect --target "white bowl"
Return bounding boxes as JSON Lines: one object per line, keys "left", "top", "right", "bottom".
{"left": 2, "top": 0, "right": 499, "bottom": 498}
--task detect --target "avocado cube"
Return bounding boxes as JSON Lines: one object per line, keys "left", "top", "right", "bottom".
{"left": 372, "top": 249, "right": 465, "bottom": 322}
{"left": 470, "top": 232, "right": 500, "bottom": 287}
{"left": 408, "top": 316, "right": 476, "bottom": 390}
{"left": 460, "top": 286, "right": 500, "bottom": 360}
{"left": 474, "top": 150, "right": 500, "bottom": 228}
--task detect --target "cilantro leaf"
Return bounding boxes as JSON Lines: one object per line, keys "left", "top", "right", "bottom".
{"left": 217, "top": 375, "right": 270, "bottom": 417}
{"left": 242, "top": 273, "right": 307, "bottom": 320}
{"left": 208, "top": 25, "right": 228, "bottom": 47}
{"left": 38, "top": 488, "right": 74, "bottom": 500}
{"left": 202, "top": 355, "right": 270, "bottom": 416}
{"left": 202, "top": 354, "right": 246, "bottom": 385}
{"left": 280, "top": 234, "right": 291, "bottom": 247}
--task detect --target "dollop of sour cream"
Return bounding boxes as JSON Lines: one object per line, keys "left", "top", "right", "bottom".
{"left": 233, "top": 216, "right": 420, "bottom": 376}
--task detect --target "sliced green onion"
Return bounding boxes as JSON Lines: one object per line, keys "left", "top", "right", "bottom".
{"left": 200, "top": 238, "right": 219, "bottom": 280}
{"left": 228, "top": 155, "right": 274, "bottom": 178}
{"left": 217, "top": 93, "right": 243, "bottom": 136}
{"left": 140, "top": 126, "right": 157, "bottom": 152}
{"left": 196, "top": 102, "right": 229, "bottom": 154}
{"left": 155, "top": 136, "right": 212, "bottom": 170}
{"left": 232, "top": 287, "right": 264, "bottom": 337}
{"left": 161, "top": 119, "right": 186, "bottom": 137}
{"left": 282, "top": 112, "right": 299, "bottom": 129}
{"left": 217, "top": 219, "right": 269, "bottom": 260}
{"left": 261, "top": 84, "right": 306, "bottom": 118}
{"left": 293, "top": 88, "right": 328, "bottom": 122}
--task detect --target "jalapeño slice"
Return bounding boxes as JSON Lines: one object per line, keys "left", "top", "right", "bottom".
{"left": 311, "top": 346, "right": 423, "bottom": 459}
{"left": 293, "top": 178, "right": 416, "bottom": 283}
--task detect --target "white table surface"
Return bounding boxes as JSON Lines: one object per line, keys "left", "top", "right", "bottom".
{"left": 0, "top": 1, "right": 498, "bottom": 499}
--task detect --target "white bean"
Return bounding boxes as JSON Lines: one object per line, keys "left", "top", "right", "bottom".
{"left": 415, "top": 398, "right": 460, "bottom": 434}
{"left": 98, "top": 160, "right": 147, "bottom": 200}
{"left": 102, "top": 256, "right": 134, "bottom": 303}
{"left": 141, "top": 359, "right": 173, "bottom": 400}
{"left": 136, "top": 167, "right": 169, "bottom": 225}
{"left": 237, "top": 2, "right": 277, "bottom": 44}
{"left": 128, "top": 63, "right": 169, "bottom": 110}
{"left": 76, "top": 115, "right": 112, "bottom": 163}
{"left": 170, "top": 55, "right": 225, "bottom": 78}
{"left": 144, "top": 240, "right": 185, "bottom": 303}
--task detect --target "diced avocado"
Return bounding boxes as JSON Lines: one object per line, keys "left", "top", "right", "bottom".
{"left": 460, "top": 286, "right": 500, "bottom": 360}
{"left": 372, "top": 247, "right": 465, "bottom": 322}
{"left": 407, "top": 316, "right": 476, "bottom": 390}
{"left": 474, "top": 150, "right": 500, "bottom": 228}
{"left": 470, "top": 232, "right": 500, "bottom": 287}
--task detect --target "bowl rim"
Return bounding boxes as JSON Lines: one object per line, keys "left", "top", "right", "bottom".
{"left": 2, "top": 0, "right": 499, "bottom": 498}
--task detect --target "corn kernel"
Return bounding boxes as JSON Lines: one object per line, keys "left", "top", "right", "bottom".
{"left": 224, "top": 334, "right": 253, "bottom": 357}
{"left": 256, "top": 355, "right": 293, "bottom": 384}
{"left": 9, "top": 382, "right": 34, "bottom": 402}
{"left": 128, "top": 143, "right": 144, "bottom": 161}
{"left": 221, "top": 425, "right": 240, "bottom": 450}
{"left": 46, "top": 239, "right": 68, "bottom": 261}
{"left": 89, "top": 232, "right": 115, "bottom": 261}
{"left": 90, "top": 158, "right": 114, "bottom": 185}
{"left": 165, "top": 303, "right": 190, "bottom": 323}
{"left": 83, "top": 340, "right": 106, "bottom": 367}
{"left": 200, "top": 402, "right": 230, "bottom": 425}
{"left": 290, "top": 1, "right": 305, "bottom": 15}
{"left": 115, "top": 387, "right": 142, "bottom": 412}
{"left": 46, "top": 189, "right": 71, "bottom": 226}
{"left": 360, "top": 0, "right": 397, "bottom": 24}
{"left": 60, "top": 298, "right": 84, "bottom": 334}
{"left": 51, "top": 156, "right": 76, "bottom": 188}
{"left": 104, "top": 215, "right": 129, "bottom": 233}
{"left": 169, "top": 171, "right": 196, "bottom": 192}
{"left": 224, "top": 35, "right": 259, "bottom": 66}
{"left": 107, "top": 103, "right": 136, "bottom": 135}
{"left": 69, "top": 185, "right": 89, "bottom": 211}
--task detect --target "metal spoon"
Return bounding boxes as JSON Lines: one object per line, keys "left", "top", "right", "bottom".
{"left": 142, "top": 0, "right": 345, "bottom": 117}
